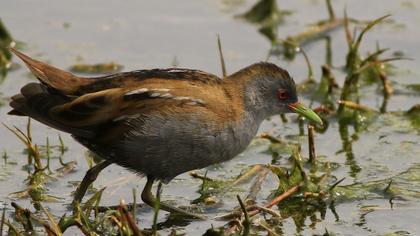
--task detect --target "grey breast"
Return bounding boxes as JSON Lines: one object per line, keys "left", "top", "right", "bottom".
{"left": 104, "top": 110, "right": 260, "bottom": 183}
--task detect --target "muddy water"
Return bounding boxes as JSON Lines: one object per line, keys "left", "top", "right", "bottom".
{"left": 0, "top": 0, "right": 419, "bottom": 235}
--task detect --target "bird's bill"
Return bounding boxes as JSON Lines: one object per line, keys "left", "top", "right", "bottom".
{"left": 288, "top": 102, "right": 323, "bottom": 125}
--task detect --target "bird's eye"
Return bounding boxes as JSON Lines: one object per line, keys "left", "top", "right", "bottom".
{"left": 277, "top": 89, "right": 288, "bottom": 99}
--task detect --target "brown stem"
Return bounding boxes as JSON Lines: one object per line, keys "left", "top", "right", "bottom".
{"left": 338, "top": 100, "right": 376, "bottom": 113}
{"left": 247, "top": 184, "right": 300, "bottom": 217}
{"left": 264, "top": 185, "right": 300, "bottom": 209}
{"left": 120, "top": 201, "right": 143, "bottom": 236}
{"left": 217, "top": 34, "right": 227, "bottom": 77}
{"left": 259, "top": 133, "right": 283, "bottom": 144}
{"left": 308, "top": 125, "right": 316, "bottom": 164}
{"left": 379, "top": 70, "right": 392, "bottom": 98}
{"left": 245, "top": 168, "right": 269, "bottom": 201}
{"left": 233, "top": 164, "right": 264, "bottom": 185}
{"left": 189, "top": 172, "right": 214, "bottom": 182}
{"left": 237, "top": 195, "right": 250, "bottom": 236}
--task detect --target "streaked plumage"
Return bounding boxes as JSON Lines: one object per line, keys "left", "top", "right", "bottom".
{"left": 8, "top": 48, "right": 322, "bottom": 217}
{"left": 9, "top": 48, "right": 305, "bottom": 181}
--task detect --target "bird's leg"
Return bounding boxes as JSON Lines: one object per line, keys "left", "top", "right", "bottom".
{"left": 72, "top": 160, "right": 112, "bottom": 205}
{"left": 141, "top": 176, "right": 206, "bottom": 220}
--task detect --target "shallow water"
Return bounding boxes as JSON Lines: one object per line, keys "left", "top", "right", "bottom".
{"left": 0, "top": 0, "right": 419, "bottom": 235}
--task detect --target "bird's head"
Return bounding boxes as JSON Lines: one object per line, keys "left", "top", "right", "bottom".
{"left": 236, "top": 62, "right": 323, "bottom": 125}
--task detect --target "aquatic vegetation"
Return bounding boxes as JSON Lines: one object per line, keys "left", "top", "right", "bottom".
{"left": 335, "top": 163, "right": 420, "bottom": 201}
{"left": 0, "top": 19, "right": 14, "bottom": 80}
{"left": 268, "top": 0, "right": 348, "bottom": 60}
{"left": 237, "top": 0, "right": 291, "bottom": 48}
{"left": 405, "top": 104, "right": 420, "bottom": 129}
{"left": 69, "top": 62, "right": 123, "bottom": 74}
{"left": 1, "top": 0, "right": 419, "bottom": 235}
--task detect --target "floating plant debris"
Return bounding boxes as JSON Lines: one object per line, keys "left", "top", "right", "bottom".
{"left": 237, "top": 0, "right": 290, "bottom": 25}
{"left": 1, "top": 1, "right": 419, "bottom": 235}
{"left": 237, "top": 0, "right": 291, "bottom": 43}
{"left": 405, "top": 104, "right": 420, "bottom": 129}
{"left": 0, "top": 19, "right": 14, "bottom": 79}
{"left": 69, "top": 62, "right": 123, "bottom": 74}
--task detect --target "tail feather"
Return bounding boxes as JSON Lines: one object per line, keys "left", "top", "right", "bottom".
{"left": 7, "top": 109, "right": 25, "bottom": 116}
{"left": 9, "top": 48, "right": 91, "bottom": 95}
{"left": 9, "top": 94, "right": 27, "bottom": 116}
{"left": 9, "top": 83, "right": 95, "bottom": 138}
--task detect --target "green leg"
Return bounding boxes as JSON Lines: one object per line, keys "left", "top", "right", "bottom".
{"left": 141, "top": 176, "right": 206, "bottom": 220}
{"left": 72, "top": 160, "right": 112, "bottom": 205}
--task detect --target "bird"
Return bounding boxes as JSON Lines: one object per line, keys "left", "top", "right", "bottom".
{"left": 8, "top": 48, "right": 322, "bottom": 219}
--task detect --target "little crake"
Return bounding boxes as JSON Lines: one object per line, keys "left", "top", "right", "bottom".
{"left": 8, "top": 48, "right": 322, "bottom": 219}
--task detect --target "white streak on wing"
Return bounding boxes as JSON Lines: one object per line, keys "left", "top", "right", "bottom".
{"left": 160, "top": 93, "right": 173, "bottom": 98}
{"left": 123, "top": 86, "right": 206, "bottom": 110}
{"left": 191, "top": 98, "right": 206, "bottom": 105}
{"left": 125, "top": 88, "right": 149, "bottom": 96}
{"left": 127, "top": 114, "right": 141, "bottom": 119}
{"left": 173, "top": 96, "right": 190, "bottom": 101}
{"left": 149, "top": 92, "right": 161, "bottom": 97}
{"left": 171, "top": 96, "right": 206, "bottom": 105}
{"left": 113, "top": 115, "right": 128, "bottom": 121}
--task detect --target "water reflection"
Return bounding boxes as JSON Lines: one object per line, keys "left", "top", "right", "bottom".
{"left": 0, "top": 19, "right": 14, "bottom": 80}
{"left": 328, "top": 200, "right": 340, "bottom": 221}
{"left": 277, "top": 197, "right": 328, "bottom": 234}
{"left": 237, "top": 0, "right": 346, "bottom": 62}
{"left": 380, "top": 96, "right": 389, "bottom": 113}
{"left": 338, "top": 119, "right": 361, "bottom": 178}
{"left": 0, "top": 0, "right": 417, "bottom": 234}
{"left": 236, "top": 0, "right": 291, "bottom": 59}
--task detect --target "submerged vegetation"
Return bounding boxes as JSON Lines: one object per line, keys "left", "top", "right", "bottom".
{"left": 0, "top": 0, "right": 419, "bottom": 235}
{"left": 0, "top": 19, "right": 14, "bottom": 80}
{"left": 69, "top": 62, "right": 124, "bottom": 75}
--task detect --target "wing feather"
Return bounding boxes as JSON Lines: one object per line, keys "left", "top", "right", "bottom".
{"left": 49, "top": 86, "right": 208, "bottom": 127}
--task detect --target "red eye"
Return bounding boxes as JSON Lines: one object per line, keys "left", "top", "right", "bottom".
{"left": 277, "top": 89, "right": 288, "bottom": 99}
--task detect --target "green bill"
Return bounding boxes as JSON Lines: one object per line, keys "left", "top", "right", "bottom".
{"left": 288, "top": 102, "right": 323, "bottom": 125}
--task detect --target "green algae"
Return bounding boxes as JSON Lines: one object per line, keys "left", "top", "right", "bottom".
{"left": 69, "top": 62, "right": 123, "bottom": 74}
